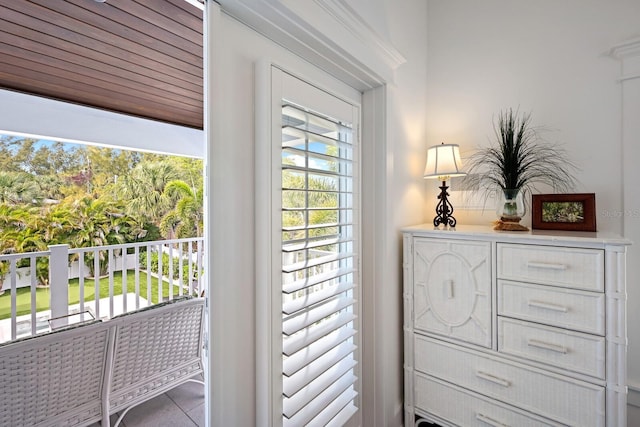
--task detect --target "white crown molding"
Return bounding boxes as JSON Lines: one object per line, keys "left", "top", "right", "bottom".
{"left": 610, "top": 37, "right": 640, "bottom": 81}
{"left": 313, "top": 0, "right": 406, "bottom": 70}
{"left": 217, "top": 0, "right": 403, "bottom": 89}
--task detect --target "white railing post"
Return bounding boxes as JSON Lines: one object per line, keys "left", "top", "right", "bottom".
{"left": 49, "top": 244, "right": 70, "bottom": 323}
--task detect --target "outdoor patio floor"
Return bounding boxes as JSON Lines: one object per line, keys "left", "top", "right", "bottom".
{"left": 89, "top": 378, "right": 205, "bottom": 427}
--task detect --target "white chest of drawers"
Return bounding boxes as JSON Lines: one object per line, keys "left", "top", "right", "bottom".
{"left": 403, "top": 224, "right": 630, "bottom": 427}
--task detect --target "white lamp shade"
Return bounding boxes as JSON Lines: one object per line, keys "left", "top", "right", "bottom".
{"left": 423, "top": 143, "right": 466, "bottom": 180}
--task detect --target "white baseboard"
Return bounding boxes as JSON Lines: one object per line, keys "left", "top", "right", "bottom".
{"left": 629, "top": 381, "right": 640, "bottom": 408}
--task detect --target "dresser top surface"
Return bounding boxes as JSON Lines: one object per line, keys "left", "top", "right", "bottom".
{"left": 402, "top": 223, "right": 631, "bottom": 246}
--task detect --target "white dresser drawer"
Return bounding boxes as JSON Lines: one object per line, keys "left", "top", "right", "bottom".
{"left": 498, "top": 280, "right": 605, "bottom": 335}
{"left": 498, "top": 317, "right": 606, "bottom": 379}
{"left": 497, "top": 244, "right": 604, "bottom": 291}
{"left": 413, "top": 238, "right": 492, "bottom": 348}
{"left": 415, "top": 374, "right": 563, "bottom": 427}
{"left": 414, "top": 336, "right": 605, "bottom": 426}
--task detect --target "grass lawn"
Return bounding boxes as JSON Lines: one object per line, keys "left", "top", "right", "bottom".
{"left": 0, "top": 271, "right": 186, "bottom": 320}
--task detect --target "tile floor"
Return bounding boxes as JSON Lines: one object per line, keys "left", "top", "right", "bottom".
{"left": 89, "top": 379, "right": 205, "bottom": 427}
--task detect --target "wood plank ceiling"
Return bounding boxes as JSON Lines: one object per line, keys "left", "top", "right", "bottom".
{"left": 0, "top": 0, "right": 203, "bottom": 129}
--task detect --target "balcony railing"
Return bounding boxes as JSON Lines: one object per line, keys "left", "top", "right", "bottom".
{"left": 0, "top": 237, "right": 204, "bottom": 343}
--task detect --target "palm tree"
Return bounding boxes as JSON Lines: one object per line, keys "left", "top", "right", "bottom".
{"left": 0, "top": 205, "right": 50, "bottom": 285}
{"left": 160, "top": 180, "right": 203, "bottom": 238}
{"left": 68, "top": 197, "right": 144, "bottom": 276}
{"left": 0, "top": 205, "right": 41, "bottom": 252}
{"left": 41, "top": 203, "right": 76, "bottom": 243}
{"left": 116, "top": 161, "right": 178, "bottom": 224}
{"left": 35, "top": 175, "right": 67, "bottom": 201}
{"left": 0, "top": 172, "right": 41, "bottom": 205}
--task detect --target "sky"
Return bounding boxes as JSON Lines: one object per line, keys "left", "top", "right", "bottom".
{"left": 1, "top": 133, "right": 121, "bottom": 154}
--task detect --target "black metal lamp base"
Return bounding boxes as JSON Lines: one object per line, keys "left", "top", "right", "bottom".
{"left": 433, "top": 180, "right": 457, "bottom": 229}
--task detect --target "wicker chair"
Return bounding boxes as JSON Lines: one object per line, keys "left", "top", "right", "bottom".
{"left": 0, "top": 297, "right": 204, "bottom": 427}
{"left": 104, "top": 297, "right": 205, "bottom": 427}
{"left": 0, "top": 320, "right": 113, "bottom": 427}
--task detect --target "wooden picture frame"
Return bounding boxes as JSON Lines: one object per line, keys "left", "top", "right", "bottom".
{"left": 532, "top": 193, "right": 597, "bottom": 231}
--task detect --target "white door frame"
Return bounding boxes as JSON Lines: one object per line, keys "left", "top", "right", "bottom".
{"left": 205, "top": 2, "right": 391, "bottom": 426}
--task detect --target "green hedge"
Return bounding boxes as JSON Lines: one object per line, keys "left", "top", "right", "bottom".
{"left": 138, "top": 251, "right": 199, "bottom": 286}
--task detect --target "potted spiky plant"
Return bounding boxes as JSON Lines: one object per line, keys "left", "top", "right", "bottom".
{"left": 462, "top": 109, "right": 577, "bottom": 231}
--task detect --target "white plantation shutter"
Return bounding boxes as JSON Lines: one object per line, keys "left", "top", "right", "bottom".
{"left": 257, "top": 66, "right": 360, "bottom": 427}
{"left": 275, "top": 72, "right": 360, "bottom": 427}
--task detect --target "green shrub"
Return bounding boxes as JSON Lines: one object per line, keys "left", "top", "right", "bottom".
{"left": 138, "top": 250, "right": 198, "bottom": 286}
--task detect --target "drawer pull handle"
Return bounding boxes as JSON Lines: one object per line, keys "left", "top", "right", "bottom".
{"left": 476, "top": 371, "right": 511, "bottom": 387}
{"left": 476, "top": 413, "right": 509, "bottom": 427}
{"left": 446, "top": 280, "right": 454, "bottom": 299}
{"left": 526, "top": 261, "right": 568, "bottom": 271}
{"left": 527, "top": 338, "right": 568, "bottom": 354}
{"left": 527, "top": 300, "right": 569, "bottom": 313}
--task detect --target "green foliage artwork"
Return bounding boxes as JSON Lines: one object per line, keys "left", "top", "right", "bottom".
{"left": 541, "top": 201, "right": 584, "bottom": 223}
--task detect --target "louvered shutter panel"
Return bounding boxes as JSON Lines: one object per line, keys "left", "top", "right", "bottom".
{"left": 280, "top": 101, "right": 359, "bottom": 426}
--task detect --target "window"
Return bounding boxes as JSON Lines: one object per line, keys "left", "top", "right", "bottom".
{"left": 258, "top": 66, "right": 361, "bottom": 427}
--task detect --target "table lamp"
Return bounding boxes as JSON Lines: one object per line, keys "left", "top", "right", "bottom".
{"left": 424, "top": 142, "right": 466, "bottom": 229}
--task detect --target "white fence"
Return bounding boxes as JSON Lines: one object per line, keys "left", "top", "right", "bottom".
{"left": 1, "top": 254, "right": 139, "bottom": 291}
{"left": 0, "top": 237, "right": 204, "bottom": 343}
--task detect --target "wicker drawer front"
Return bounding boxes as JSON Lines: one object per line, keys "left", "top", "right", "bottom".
{"left": 498, "top": 317, "right": 606, "bottom": 379}
{"left": 414, "top": 374, "right": 562, "bottom": 427}
{"left": 414, "top": 336, "right": 605, "bottom": 427}
{"left": 413, "top": 238, "right": 492, "bottom": 348}
{"left": 498, "top": 280, "right": 605, "bottom": 335}
{"left": 497, "top": 244, "right": 604, "bottom": 291}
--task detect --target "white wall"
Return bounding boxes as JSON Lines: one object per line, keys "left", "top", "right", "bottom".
{"left": 425, "top": 0, "right": 640, "bottom": 232}
{"left": 358, "top": 1, "right": 430, "bottom": 425}
{"left": 378, "top": 1, "right": 429, "bottom": 425}
{"left": 426, "top": 0, "right": 640, "bottom": 423}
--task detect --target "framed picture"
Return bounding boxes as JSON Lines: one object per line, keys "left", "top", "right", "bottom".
{"left": 532, "top": 193, "right": 597, "bottom": 231}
